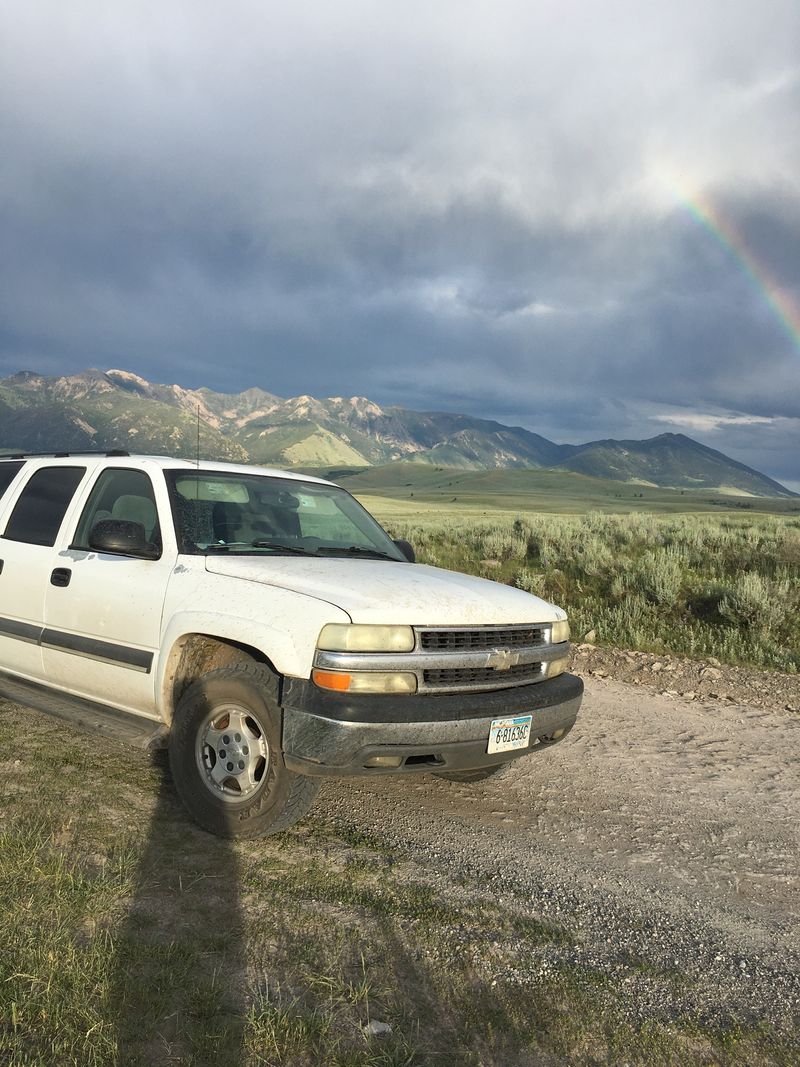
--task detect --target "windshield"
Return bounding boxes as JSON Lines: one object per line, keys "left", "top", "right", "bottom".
{"left": 164, "top": 469, "right": 406, "bottom": 561}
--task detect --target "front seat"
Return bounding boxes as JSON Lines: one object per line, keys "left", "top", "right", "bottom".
{"left": 111, "top": 495, "right": 159, "bottom": 543}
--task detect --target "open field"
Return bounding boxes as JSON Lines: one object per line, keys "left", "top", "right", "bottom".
{"left": 2, "top": 676, "right": 799, "bottom": 1067}
{"left": 311, "top": 463, "right": 800, "bottom": 518}
{"left": 332, "top": 466, "right": 800, "bottom": 675}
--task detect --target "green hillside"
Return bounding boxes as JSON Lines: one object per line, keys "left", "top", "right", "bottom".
{"left": 558, "top": 433, "right": 792, "bottom": 497}
{"left": 310, "top": 463, "right": 799, "bottom": 517}
{"left": 236, "top": 420, "right": 371, "bottom": 466}
{"left": 235, "top": 418, "right": 379, "bottom": 466}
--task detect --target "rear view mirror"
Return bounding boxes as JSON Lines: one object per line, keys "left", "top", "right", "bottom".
{"left": 89, "top": 518, "right": 160, "bottom": 559}
{"left": 393, "top": 538, "right": 416, "bottom": 563}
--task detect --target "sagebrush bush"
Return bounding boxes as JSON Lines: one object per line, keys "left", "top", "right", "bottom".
{"left": 480, "top": 529, "right": 528, "bottom": 561}
{"left": 719, "top": 572, "right": 790, "bottom": 633}
{"left": 514, "top": 569, "right": 546, "bottom": 596}
{"left": 632, "top": 547, "right": 685, "bottom": 605}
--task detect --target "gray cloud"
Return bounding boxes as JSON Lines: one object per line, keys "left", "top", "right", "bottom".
{"left": 0, "top": 0, "right": 798, "bottom": 484}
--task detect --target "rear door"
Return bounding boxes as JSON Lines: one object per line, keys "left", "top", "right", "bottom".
{"left": 42, "top": 465, "right": 176, "bottom": 718}
{"left": 0, "top": 464, "right": 87, "bottom": 682}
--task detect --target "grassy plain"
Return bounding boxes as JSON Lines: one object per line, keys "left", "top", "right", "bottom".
{"left": 322, "top": 463, "right": 800, "bottom": 518}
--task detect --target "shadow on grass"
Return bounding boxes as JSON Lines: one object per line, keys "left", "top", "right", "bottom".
{"left": 98, "top": 745, "right": 580, "bottom": 1066}
{"left": 104, "top": 754, "right": 500, "bottom": 1065}
{"left": 109, "top": 752, "right": 246, "bottom": 1066}
{"left": 237, "top": 811, "right": 553, "bottom": 1067}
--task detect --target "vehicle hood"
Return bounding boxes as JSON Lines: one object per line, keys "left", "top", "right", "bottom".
{"left": 204, "top": 556, "right": 562, "bottom": 626}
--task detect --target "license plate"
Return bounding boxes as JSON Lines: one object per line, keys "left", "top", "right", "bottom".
{"left": 487, "top": 715, "right": 532, "bottom": 754}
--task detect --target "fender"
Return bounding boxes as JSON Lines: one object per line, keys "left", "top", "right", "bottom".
{"left": 156, "top": 599, "right": 351, "bottom": 718}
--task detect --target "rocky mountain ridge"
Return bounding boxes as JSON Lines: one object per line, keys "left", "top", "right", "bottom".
{"left": 0, "top": 368, "right": 793, "bottom": 497}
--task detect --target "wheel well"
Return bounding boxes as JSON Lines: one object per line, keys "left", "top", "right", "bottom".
{"left": 163, "top": 635, "right": 277, "bottom": 722}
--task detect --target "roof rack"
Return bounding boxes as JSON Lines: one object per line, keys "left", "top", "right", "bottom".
{"left": 0, "top": 449, "right": 130, "bottom": 460}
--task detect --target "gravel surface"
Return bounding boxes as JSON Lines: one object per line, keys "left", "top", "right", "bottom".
{"left": 317, "top": 670, "right": 800, "bottom": 1033}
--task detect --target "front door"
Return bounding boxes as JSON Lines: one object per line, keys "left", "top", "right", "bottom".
{"left": 43, "top": 467, "right": 176, "bottom": 718}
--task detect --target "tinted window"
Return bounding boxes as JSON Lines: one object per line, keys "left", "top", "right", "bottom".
{"left": 72, "top": 468, "right": 162, "bottom": 552}
{"left": 2, "top": 466, "right": 86, "bottom": 547}
{"left": 0, "top": 462, "right": 24, "bottom": 500}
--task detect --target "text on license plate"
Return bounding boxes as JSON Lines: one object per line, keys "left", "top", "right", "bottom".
{"left": 487, "top": 715, "right": 532, "bottom": 754}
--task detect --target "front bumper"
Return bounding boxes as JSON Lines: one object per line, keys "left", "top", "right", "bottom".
{"left": 280, "top": 672, "right": 583, "bottom": 777}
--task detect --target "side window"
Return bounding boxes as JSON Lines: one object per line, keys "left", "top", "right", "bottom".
{"left": 72, "top": 468, "right": 162, "bottom": 552}
{"left": 0, "top": 462, "right": 24, "bottom": 501}
{"left": 2, "top": 466, "right": 86, "bottom": 547}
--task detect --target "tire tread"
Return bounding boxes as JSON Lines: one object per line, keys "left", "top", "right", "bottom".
{"left": 169, "top": 662, "right": 320, "bottom": 838}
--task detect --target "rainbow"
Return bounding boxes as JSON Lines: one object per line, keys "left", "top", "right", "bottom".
{"left": 675, "top": 187, "right": 800, "bottom": 355}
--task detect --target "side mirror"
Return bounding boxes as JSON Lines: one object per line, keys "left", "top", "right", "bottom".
{"left": 393, "top": 538, "right": 416, "bottom": 563}
{"left": 89, "top": 518, "right": 160, "bottom": 559}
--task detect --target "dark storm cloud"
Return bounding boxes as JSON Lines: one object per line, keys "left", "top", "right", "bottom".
{"left": 0, "top": 0, "right": 798, "bottom": 483}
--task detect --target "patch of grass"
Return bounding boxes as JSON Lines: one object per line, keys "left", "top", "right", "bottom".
{"left": 0, "top": 819, "right": 133, "bottom": 1065}
{"left": 343, "top": 463, "right": 798, "bottom": 519}
{"left": 247, "top": 857, "right": 469, "bottom": 926}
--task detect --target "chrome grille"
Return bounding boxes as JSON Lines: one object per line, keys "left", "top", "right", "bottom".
{"left": 423, "top": 662, "right": 544, "bottom": 690}
{"left": 418, "top": 626, "right": 547, "bottom": 652}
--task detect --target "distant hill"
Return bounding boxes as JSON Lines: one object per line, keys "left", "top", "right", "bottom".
{"left": 550, "top": 434, "right": 793, "bottom": 499}
{"left": 322, "top": 463, "right": 798, "bottom": 516}
{"left": 0, "top": 368, "right": 793, "bottom": 498}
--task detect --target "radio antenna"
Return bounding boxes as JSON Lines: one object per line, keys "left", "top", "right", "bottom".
{"left": 196, "top": 405, "right": 200, "bottom": 468}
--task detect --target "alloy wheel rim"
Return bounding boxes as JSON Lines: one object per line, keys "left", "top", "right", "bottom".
{"left": 196, "top": 703, "right": 269, "bottom": 802}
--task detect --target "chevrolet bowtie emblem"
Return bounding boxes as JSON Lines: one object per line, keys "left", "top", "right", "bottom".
{"left": 486, "top": 649, "right": 521, "bottom": 670}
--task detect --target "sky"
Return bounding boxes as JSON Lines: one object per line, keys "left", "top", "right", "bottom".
{"left": 0, "top": 1, "right": 799, "bottom": 489}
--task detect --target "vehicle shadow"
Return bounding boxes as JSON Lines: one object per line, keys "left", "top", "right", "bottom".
{"left": 108, "top": 751, "right": 247, "bottom": 1066}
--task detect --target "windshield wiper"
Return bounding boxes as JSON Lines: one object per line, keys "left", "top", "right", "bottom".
{"left": 251, "top": 541, "right": 317, "bottom": 555}
{"left": 317, "top": 545, "right": 399, "bottom": 561}
{"left": 205, "top": 541, "right": 398, "bottom": 560}
{"left": 206, "top": 541, "right": 315, "bottom": 556}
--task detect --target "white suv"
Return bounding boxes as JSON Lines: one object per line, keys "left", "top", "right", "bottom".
{"left": 0, "top": 453, "right": 582, "bottom": 837}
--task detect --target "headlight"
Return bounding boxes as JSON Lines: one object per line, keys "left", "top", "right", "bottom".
{"left": 550, "top": 619, "right": 570, "bottom": 644}
{"left": 317, "top": 624, "right": 415, "bottom": 653}
{"left": 312, "top": 669, "right": 417, "bottom": 694}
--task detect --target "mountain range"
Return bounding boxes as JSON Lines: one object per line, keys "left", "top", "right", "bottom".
{"left": 0, "top": 368, "right": 793, "bottom": 497}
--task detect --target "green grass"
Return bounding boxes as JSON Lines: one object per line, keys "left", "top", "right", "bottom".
{"left": 323, "top": 462, "right": 800, "bottom": 517}
{"left": 0, "top": 706, "right": 797, "bottom": 1065}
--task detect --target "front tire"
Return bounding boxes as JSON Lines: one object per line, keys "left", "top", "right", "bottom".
{"left": 168, "top": 663, "right": 320, "bottom": 838}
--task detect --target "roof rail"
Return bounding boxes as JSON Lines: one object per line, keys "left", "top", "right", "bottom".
{"left": 0, "top": 449, "right": 131, "bottom": 460}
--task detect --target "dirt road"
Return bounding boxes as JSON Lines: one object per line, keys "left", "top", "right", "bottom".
{"left": 318, "top": 677, "right": 800, "bottom": 1029}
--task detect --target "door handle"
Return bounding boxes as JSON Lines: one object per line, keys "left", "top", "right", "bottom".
{"left": 0, "top": 559, "right": 3, "bottom": 575}
{"left": 50, "top": 567, "right": 72, "bottom": 587}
